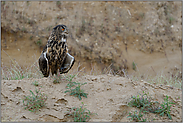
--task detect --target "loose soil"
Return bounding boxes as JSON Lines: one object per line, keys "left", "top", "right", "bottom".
{"left": 1, "top": 74, "right": 182, "bottom": 122}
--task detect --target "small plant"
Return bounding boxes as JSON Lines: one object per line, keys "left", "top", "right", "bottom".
{"left": 65, "top": 74, "right": 88, "bottom": 100}
{"left": 132, "top": 61, "right": 137, "bottom": 71}
{"left": 169, "top": 17, "right": 174, "bottom": 24}
{"left": 147, "top": 101, "right": 161, "bottom": 113}
{"left": 128, "top": 92, "right": 175, "bottom": 120}
{"left": 128, "top": 91, "right": 152, "bottom": 110}
{"left": 65, "top": 82, "right": 88, "bottom": 100}
{"left": 154, "top": 95, "right": 175, "bottom": 119}
{"left": 66, "top": 74, "right": 76, "bottom": 82}
{"left": 22, "top": 87, "right": 47, "bottom": 112}
{"left": 29, "top": 36, "right": 33, "bottom": 40}
{"left": 66, "top": 102, "right": 97, "bottom": 122}
{"left": 32, "top": 81, "right": 39, "bottom": 86}
{"left": 22, "top": 27, "right": 26, "bottom": 32}
{"left": 53, "top": 72, "right": 65, "bottom": 84}
{"left": 139, "top": 13, "right": 145, "bottom": 19}
{"left": 65, "top": 74, "right": 78, "bottom": 87}
{"left": 56, "top": 1, "right": 61, "bottom": 9}
{"left": 26, "top": 1, "right": 30, "bottom": 6}
{"left": 36, "top": 39, "right": 42, "bottom": 46}
{"left": 128, "top": 110, "right": 147, "bottom": 122}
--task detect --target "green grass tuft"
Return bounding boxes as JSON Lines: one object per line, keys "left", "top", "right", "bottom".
{"left": 66, "top": 102, "right": 97, "bottom": 122}
{"left": 32, "top": 81, "right": 39, "bottom": 86}
{"left": 22, "top": 87, "right": 47, "bottom": 112}
{"left": 128, "top": 92, "right": 175, "bottom": 121}
{"left": 64, "top": 74, "right": 88, "bottom": 100}
{"left": 154, "top": 95, "right": 175, "bottom": 119}
{"left": 53, "top": 72, "right": 65, "bottom": 84}
{"left": 128, "top": 91, "right": 152, "bottom": 109}
{"left": 128, "top": 110, "right": 147, "bottom": 122}
{"left": 132, "top": 61, "right": 137, "bottom": 71}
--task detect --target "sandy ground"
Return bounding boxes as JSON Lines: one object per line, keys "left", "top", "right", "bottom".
{"left": 1, "top": 74, "right": 182, "bottom": 122}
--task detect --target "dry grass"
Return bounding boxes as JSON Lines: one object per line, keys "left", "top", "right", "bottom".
{"left": 1, "top": 50, "right": 181, "bottom": 89}
{"left": 128, "top": 69, "right": 182, "bottom": 89}
{"left": 1, "top": 50, "right": 43, "bottom": 80}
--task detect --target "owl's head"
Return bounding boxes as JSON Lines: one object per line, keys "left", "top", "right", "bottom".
{"left": 53, "top": 24, "right": 69, "bottom": 41}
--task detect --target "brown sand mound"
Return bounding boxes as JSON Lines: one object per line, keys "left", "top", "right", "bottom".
{"left": 1, "top": 74, "right": 182, "bottom": 122}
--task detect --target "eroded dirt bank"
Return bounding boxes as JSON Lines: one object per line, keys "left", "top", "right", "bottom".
{"left": 1, "top": 1, "right": 182, "bottom": 78}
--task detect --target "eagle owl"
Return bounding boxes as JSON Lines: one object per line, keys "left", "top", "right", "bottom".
{"left": 39, "top": 25, "right": 75, "bottom": 77}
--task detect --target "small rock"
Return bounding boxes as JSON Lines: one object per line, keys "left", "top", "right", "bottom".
{"left": 54, "top": 103, "right": 59, "bottom": 106}
{"left": 107, "top": 88, "right": 111, "bottom": 91}
{"left": 16, "top": 101, "right": 20, "bottom": 105}
{"left": 91, "top": 77, "right": 97, "bottom": 81}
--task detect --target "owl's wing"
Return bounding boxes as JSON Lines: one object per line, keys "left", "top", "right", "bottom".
{"left": 59, "top": 53, "right": 75, "bottom": 74}
{"left": 39, "top": 52, "right": 50, "bottom": 77}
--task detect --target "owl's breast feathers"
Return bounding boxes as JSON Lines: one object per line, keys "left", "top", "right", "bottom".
{"left": 47, "top": 39, "right": 68, "bottom": 66}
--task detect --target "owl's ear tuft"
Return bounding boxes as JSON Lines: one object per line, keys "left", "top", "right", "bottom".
{"left": 53, "top": 25, "right": 59, "bottom": 30}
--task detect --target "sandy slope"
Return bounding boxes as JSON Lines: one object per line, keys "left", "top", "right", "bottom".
{"left": 1, "top": 74, "right": 182, "bottom": 122}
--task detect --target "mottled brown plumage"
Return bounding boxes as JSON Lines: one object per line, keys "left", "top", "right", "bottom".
{"left": 39, "top": 25, "right": 75, "bottom": 77}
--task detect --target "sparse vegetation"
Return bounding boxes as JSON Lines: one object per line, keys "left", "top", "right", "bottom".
{"left": 29, "top": 36, "right": 33, "bottom": 40}
{"left": 139, "top": 13, "right": 145, "bottom": 18}
{"left": 169, "top": 16, "right": 175, "bottom": 24}
{"left": 66, "top": 102, "right": 97, "bottom": 122}
{"left": 22, "top": 87, "right": 47, "bottom": 112}
{"left": 66, "top": 74, "right": 76, "bottom": 82}
{"left": 36, "top": 39, "right": 42, "bottom": 46}
{"left": 56, "top": 1, "right": 61, "bottom": 9}
{"left": 128, "top": 91, "right": 152, "bottom": 109}
{"left": 26, "top": 1, "right": 30, "bottom": 6}
{"left": 1, "top": 49, "right": 43, "bottom": 80}
{"left": 132, "top": 61, "right": 137, "bottom": 71}
{"left": 32, "top": 81, "right": 39, "bottom": 86}
{"left": 129, "top": 70, "right": 182, "bottom": 89}
{"left": 128, "top": 92, "right": 175, "bottom": 121}
{"left": 154, "top": 95, "right": 175, "bottom": 119}
{"left": 22, "top": 27, "right": 26, "bottom": 32}
{"left": 53, "top": 72, "right": 65, "bottom": 84}
{"left": 128, "top": 110, "right": 147, "bottom": 122}
{"left": 65, "top": 74, "right": 88, "bottom": 100}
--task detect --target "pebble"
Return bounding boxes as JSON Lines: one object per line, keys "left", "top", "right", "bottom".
{"left": 107, "top": 87, "right": 111, "bottom": 91}
{"left": 91, "top": 77, "right": 97, "bottom": 81}
{"left": 54, "top": 103, "right": 59, "bottom": 106}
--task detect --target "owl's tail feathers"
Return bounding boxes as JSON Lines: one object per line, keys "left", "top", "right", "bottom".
{"left": 60, "top": 53, "right": 75, "bottom": 74}
{"left": 39, "top": 52, "right": 50, "bottom": 77}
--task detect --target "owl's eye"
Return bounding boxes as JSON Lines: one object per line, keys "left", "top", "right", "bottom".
{"left": 62, "top": 28, "right": 64, "bottom": 31}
